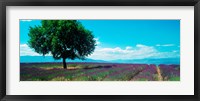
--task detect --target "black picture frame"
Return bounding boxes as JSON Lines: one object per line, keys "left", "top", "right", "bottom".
{"left": 0, "top": 0, "right": 199, "bottom": 101}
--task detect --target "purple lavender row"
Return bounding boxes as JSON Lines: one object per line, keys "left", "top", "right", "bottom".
{"left": 132, "top": 65, "right": 157, "bottom": 81}
{"left": 104, "top": 65, "right": 147, "bottom": 80}
{"left": 72, "top": 64, "right": 139, "bottom": 80}
{"left": 72, "top": 66, "right": 116, "bottom": 80}
{"left": 159, "top": 64, "right": 180, "bottom": 80}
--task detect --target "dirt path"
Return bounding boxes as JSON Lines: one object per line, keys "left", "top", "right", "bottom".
{"left": 129, "top": 66, "right": 163, "bottom": 81}
{"left": 156, "top": 67, "right": 163, "bottom": 81}
{"left": 129, "top": 70, "right": 144, "bottom": 81}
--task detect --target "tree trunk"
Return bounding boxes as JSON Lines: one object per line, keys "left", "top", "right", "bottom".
{"left": 63, "top": 58, "right": 67, "bottom": 69}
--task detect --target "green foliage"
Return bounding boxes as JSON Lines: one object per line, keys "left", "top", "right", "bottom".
{"left": 169, "top": 77, "right": 180, "bottom": 81}
{"left": 51, "top": 77, "right": 66, "bottom": 81}
{"left": 138, "top": 78, "right": 148, "bottom": 81}
{"left": 68, "top": 64, "right": 78, "bottom": 67}
{"left": 21, "top": 64, "right": 63, "bottom": 68}
{"left": 28, "top": 20, "right": 96, "bottom": 62}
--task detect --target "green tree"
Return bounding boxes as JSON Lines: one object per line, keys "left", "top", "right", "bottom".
{"left": 28, "top": 20, "right": 96, "bottom": 69}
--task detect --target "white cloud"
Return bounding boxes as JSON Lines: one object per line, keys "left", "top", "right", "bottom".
{"left": 172, "top": 50, "right": 180, "bottom": 53}
{"left": 88, "top": 44, "right": 180, "bottom": 60}
{"left": 20, "top": 44, "right": 40, "bottom": 56}
{"left": 20, "top": 43, "right": 180, "bottom": 60}
{"left": 20, "top": 44, "right": 51, "bottom": 56}
{"left": 94, "top": 38, "right": 101, "bottom": 45}
{"left": 21, "top": 20, "right": 32, "bottom": 22}
{"left": 156, "top": 44, "right": 175, "bottom": 47}
{"left": 136, "top": 44, "right": 148, "bottom": 48}
{"left": 125, "top": 46, "right": 132, "bottom": 50}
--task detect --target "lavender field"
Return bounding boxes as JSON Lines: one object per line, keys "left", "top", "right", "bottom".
{"left": 20, "top": 63, "right": 180, "bottom": 81}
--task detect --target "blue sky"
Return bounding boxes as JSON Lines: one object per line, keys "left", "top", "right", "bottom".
{"left": 20, "top": 20, "right": 180, "bottom": 60}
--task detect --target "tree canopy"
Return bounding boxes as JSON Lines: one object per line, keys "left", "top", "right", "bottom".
{"left": 28, "top": 20, "right": 96, "bottom": 68}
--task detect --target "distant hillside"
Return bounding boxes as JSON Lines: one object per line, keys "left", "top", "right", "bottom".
{"left": 20, "top": 56, "right": 107, "bottom": 63}
{"left": 109, "top": 58, "right": 180, "bottom": 65}
{"left": 20, "top": 56, "right": 180, "bottom": 65}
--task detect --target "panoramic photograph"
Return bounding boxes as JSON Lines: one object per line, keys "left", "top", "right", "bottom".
{"left": 20, "top": 20, "right": 180, "bottom": 81}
